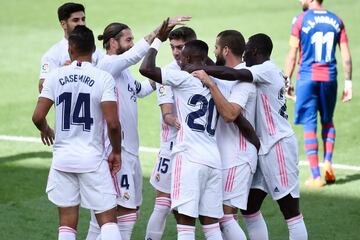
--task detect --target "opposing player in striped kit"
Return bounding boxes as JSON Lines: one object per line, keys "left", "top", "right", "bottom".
{"left": 32, "top": 25, "right": 122, "bottom": 240}
{"left": 284, "top": 0, "right": 353, "bottom": 187}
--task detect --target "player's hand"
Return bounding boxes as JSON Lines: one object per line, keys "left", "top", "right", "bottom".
{"left": 342, "top": 80, "right": 352, "bottom": 102}
{"left": 168, "top": 16, "right": 192, "bottom": 27}
{"left": 40, "top": 125, "right": 54, "bottom": 146}
{"left": 108, "top": 151, "right": 121, "bottom": 175}
{"left": 164, "top": 114, "right": 181, "bottom": 130}
{"left": 284, "top": 77, "right": 296, "bottom": 101}
{"left": 157, "top": 18, "right": 173, "bottom": 42}
{"left": 192, "top": 70, "right": 215, "bottom": 88}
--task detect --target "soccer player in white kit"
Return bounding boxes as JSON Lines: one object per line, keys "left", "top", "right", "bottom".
{"left": 85, "top": 17, "right": 190, "bottom": 240}
{"left": 193, "top": 30, "right": 258, "bottom": 240}
{"left": 38, "top": 2, "right": 103, "bottom": 93}
{"left": 32, "top": 26, "right": 122, "bottom": 240}
{"left": 140, "top": 22, "right": 224, "bottom": 239}
{"left": 146, "top": 27, "right": 197, "bottom": 240}
{"left": 194, "top": 33, "right": 308, "bottom": 240}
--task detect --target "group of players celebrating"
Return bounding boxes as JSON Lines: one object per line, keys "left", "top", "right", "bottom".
{"left": 31, "top": 2, "right": 325, "bottom": 240}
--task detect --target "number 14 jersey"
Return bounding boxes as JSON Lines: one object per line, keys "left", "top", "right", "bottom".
{"left": 161, "top": 69, "right": 221, "bottom": 169}
{"left": 40, "top": 61, "right": 117, "bottom": 173}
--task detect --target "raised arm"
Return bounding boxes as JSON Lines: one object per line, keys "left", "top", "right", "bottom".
{"left": 139, "top": 18, "right": 174, "bottom": 83}
{"left": 340, "top": 41, "right": 352, "bottom": 102}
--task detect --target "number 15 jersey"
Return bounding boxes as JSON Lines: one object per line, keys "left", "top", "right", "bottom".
{"left": 161, "top": 69, "right": 221, "bottom": 169}
{"left": 40, "top": 61, "right": 117, "bottom": 173}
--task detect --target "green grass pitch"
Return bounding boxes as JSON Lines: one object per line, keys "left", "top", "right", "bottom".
{"left": 0, "top": 0, "right": 359, "bottom": 239}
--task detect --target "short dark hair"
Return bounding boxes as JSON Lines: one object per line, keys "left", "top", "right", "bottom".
{"left": 317, "top": 0, "right": 323, "bottom": 4}
{"left": 57, "top": 2, "right": 85, "bottom": 21}
{"left": 68, "top": 25, "right": 95, "bottom": 55}
{"left": 169, "top": 26, "right": 197, "bottom": 42}
{"left": 249, "top": 33, "right": 273, "bottom": 57}
{"left": 183, "top": 40, "right": 208, "bottom": 60}
{"left": 217, "top": 30, "right": 245, "bottom": 57}
{"left": 98, "top": 23, "right": 130, "bottom": 50}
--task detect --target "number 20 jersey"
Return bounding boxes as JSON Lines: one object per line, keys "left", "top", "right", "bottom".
{"left": 291, "top": 9, "right": 348, "bottom": 81}
{"left": 161, "top": 69, "right": 221, "bottom": 169}
{"left": 40, "top": 61, "right": 117, "bottom": 173}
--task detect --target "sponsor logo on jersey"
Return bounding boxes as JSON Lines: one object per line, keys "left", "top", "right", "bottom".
{"left": 41, "top": 63, "right": 50, "bottom": 73}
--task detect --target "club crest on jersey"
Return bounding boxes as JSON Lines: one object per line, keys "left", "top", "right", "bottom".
{"left": 123, "top": 192, "right": 130, "bottom": 201}
{"left": 41, "top": 63, "right": 50, "bottom": 73}
{"left": 158, "top": 85, "right": 167, "bottom": 97}
{"left": 155, "top": 173, "right": 160, "bottom": 182}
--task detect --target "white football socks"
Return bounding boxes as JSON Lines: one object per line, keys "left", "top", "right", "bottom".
{"left": 243, "top": 211, "right": 269, "bottom": 240}
{"left": 287, "top": 214, "right": 308, "bottom": 240}
{"left": 145, "top": 197, "right": 171, "bottom": 240}
{"left": 58, "top": 226, "right": 76, "bottom": 240}
{"left": 220, "top": 214, "right": 246, "bottom": 240}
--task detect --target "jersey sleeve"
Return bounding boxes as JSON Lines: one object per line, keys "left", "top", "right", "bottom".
{"left": 161, "top": 68, "right": 191, "bottom": 88}
{"left": 247, "top": 64, "right": 271, "bottom": 84}
{"left": 101, "top": 73, "right": 117, "bottom": 102}
{"left": 102, "top": 39, "right": 150, "bottom": 75}
{"left": 39, "top": 70, "right": 56, "bottom": 101}
{"left": 339, "top": 19, "right": 349, "bottom": 44}
{"left": 156, "top": 83, "right": 174, "bottom": 105}
{"left": 289, "top": 14, "right": 304, "bottom": 47}
{"left": 228, "top": 82, "right": 256, "bottom": 108}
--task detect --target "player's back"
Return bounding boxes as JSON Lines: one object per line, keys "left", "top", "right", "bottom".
{"left": 161, "top": 69, "right": 221, "bottom": 169}
{"left": 249, "top": 60, "right": 294, "bottom": 155}
{"left": 42, "top": 61, "right": 116, "bottom": 172}
{"left": 292, "top": 9, "right": 347, "bottom": 81}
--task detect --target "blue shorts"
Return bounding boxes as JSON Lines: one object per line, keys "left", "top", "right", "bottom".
{"left": 294, "top": 80, "right": 337, "bottom": 125}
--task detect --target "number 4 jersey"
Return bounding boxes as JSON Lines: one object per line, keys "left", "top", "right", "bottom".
{"left": 161, "top": 69, "right": 221, "bottom": 169}
{"left": 290, "top": 9, "right": 348, "bottom": 81}
{"left": 40, "top": 61, "right": 117, "bottom": 173}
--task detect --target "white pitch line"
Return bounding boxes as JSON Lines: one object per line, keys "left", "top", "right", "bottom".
{"left": 1, "top": 135, "right": 360, "bottom": 171}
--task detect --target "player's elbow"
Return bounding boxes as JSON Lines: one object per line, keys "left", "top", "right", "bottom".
{"left": 223, "top": 112, "right": 238, "bottom": 123}
{"left": 32, "top": 113, "right": 43, "bottom": 128}
{"left": 139, "top": 65, "right": 153, "bottom": 78}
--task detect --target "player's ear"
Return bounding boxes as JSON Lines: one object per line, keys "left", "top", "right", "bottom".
{"left": 223, "top": 46, "right": 229, "bottom": 56}
{"left": 60, "top": 20, "right": 67, "bottom": 31}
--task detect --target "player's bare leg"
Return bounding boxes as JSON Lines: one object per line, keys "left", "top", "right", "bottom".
{"left": 277, "top": 194, "right": 308, "bottom": 240}
{"left": 145, "top": 190, "right": 171, "bottom": 240}
{"left": 240, "top": 189, "right": 269, "bottom": 240}
{"left": 58, "top": 206, "right": 79, "bottom": 240}
{"left": 220, "top": 206, "right": 246, "bottom": 240}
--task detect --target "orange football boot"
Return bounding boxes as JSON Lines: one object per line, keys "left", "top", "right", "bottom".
{"left": 305, "top": 176, "right": 323, "bottom": 188}
{"left": 323, "top": 160, "right": 336, "bottom": 184}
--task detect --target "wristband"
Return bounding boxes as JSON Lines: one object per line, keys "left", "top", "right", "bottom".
{"left": 345, "top": 80, "right": 352, "bottom": 89}
{"left": 150, "top": 38, "right": 162, "bottom": 51}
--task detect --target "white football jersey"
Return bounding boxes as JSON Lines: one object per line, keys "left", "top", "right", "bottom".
{"left": 39, "top": 38, "right": 104, "bottom": 80}
{"left": 97, "top": 39, "right": 150, "bottom": 156}
{"left": 40, "top": 61, "right": 117, "bottom": 173}
{"left": 156, "top": 60, "right": 180, "bottom": 156}
{"left": 161, "top": 69, "right": 221, "bottom": 169}
{"left": 248, "top": 60, "right": 294, "bottom": 155}
{"left": 216, "top": 64, "right": 257, "bottom": 169}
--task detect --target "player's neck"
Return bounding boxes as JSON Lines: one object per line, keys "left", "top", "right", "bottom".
{"left": 74, "top": 55, "right": 92, "bottom": 63}
{"left": 225, "top": 56, "right": 242, "bottom": 68}
{"left": 309, "top": 3, "right": 323, "bottom": 10}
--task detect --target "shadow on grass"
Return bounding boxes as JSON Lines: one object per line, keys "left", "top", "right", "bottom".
{"left": 0, "top": 151, "right": 52, "bottom": 164}
{"left": 331, "top": 173, "right": 360, "bottom": 185}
